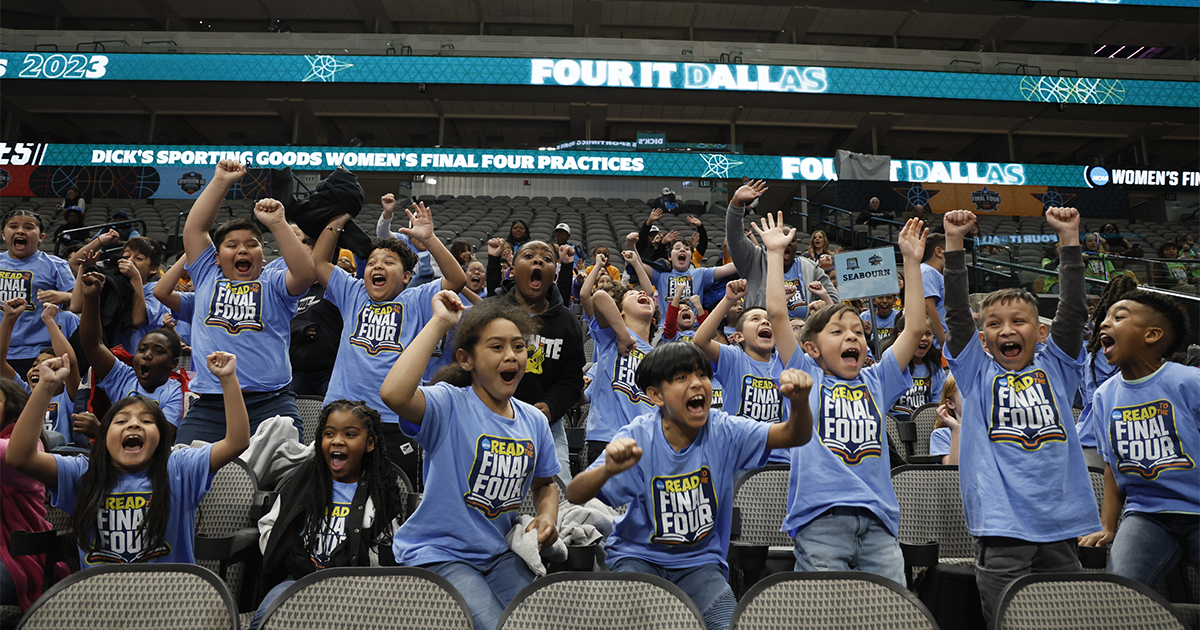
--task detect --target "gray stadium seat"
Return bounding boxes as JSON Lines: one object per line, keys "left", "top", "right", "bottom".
{"left": 497, "top": 572, "right": 705, "bottom": 630}
{"left": 996, "top": 573, "right": 1188, "bottom": 630}
{"left": 731, "top": 572, "right": 938, "bottom": 630}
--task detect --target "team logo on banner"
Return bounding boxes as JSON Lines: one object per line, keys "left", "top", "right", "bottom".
{"left": 0, "top": 168, "right": 10, "bottom": 189}
{"left": 0, "top": 270, "right": 33, "bottom": 308}
{"left": 971, "top": 186, "right": 1002, "bottom": 212}
{"left": 349, "top": 303, "right": 404, "bottom": 355}
{"left": 1110, "top": 400, "right": 1194, "bottom": 479}
{"left": 205, "top": 280, "right": 264, "bottom": 334}
{"left": 177, "top": 171, "right": 206, "bottom": 195}
{"left": 464, "top": 435, "right": 534, "bottom": 518}
{"left": 86, "top": 492, "right": 171, "bottom": 564}
{"left": 819, "top": 382, "right": 883, "bottom": 465}
{"left": 651, "top": 467, "right": 716, "bottom": 545}
{"left": 988, "top": 369, "right": 1066, "bottom": 450}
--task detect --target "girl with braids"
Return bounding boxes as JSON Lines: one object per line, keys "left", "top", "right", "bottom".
{"left": 1077, "top": 274, "right": 1139, "bottom": 469}
{"left": 250, "top": 400, "right": 403, "bottom": 630}
{"left": 381, "top": 294, "right": 560, "bottom": 630}
{"left": 5, "top": 351, "right": 249, "bottom": 569}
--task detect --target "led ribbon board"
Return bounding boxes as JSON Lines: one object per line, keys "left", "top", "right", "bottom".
{"left": 0, "top": 53, "right": 1195, "bottom": 108}
{"left": 1030, "top": 0, "right": 1198, "bottom": 5}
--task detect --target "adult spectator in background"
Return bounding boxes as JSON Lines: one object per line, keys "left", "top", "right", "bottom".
{"left": 636, "top": 207, "right": 679, "bottom": 263}
{"left": 96, "top": 210, "right": 141, "bottom": 247}
{"left": 53, "top": 206, "right": 87, "bottom": 250}
{"left": 506, "top": 219, "right": 532, "bottom": 252}
{"left": 739, "top": 176, "right": 760, "bottom": 216}
{"left": 57, "top": 187, "right": 85, "bottom": 213}
{"left": 855, "top": 196, "right": 890, "bottom": 226}
{"left": 552, "top": 222, "right": 588, "bottom": 269}
{"left": 725, "top": 180, "right": 837, "bottom": 310}
{"left": 653, "top": 187, "right": 681, "bottom": 214}
{"left": 905, "top": 204, "right": 928, "bottom": 222}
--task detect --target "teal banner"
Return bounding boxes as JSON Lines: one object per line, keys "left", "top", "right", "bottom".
{"left": 0, "top": 142, "right": 1124, "bottom": 189}
{"left": 0, "top": 52, "right": 1194, "bottom": 108}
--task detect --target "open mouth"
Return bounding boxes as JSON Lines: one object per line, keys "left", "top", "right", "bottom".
{"left": 999, "top": 342, "right": 1022, "bottom": 359}
{"left": 916, "top": 341, "right": 930, "bottom": 352}
{"left": 757, "top": 328, "right": 773, "bottom": 340}
{"left": 234, "top": 259, "right": 252, "bottom": 273}
{"left": 28, "top": 373, "right": 39, "bottom": 385}
{"left": 841, "top": 347, "right": 861, "bottom": 367}
{"left": 1099, "top": 333, "right": 1116, "bottom": 356}
{"left": 686, "top": 394, "right": 706, "bottom": 415}
{"left": 139, "top": 362, "right": 152, "bottom": 378}
{"left": 329, "top": 450, "right": 348, "bottom": 472}
{"left": 529, "top": 268, "right": 543, "bottom": 291}
{"left": 500, "top": 369, "right": 520, "bottom": 385}
{"left": 371, "top": 272, "right": 387, "bottom": 288}
{"left": 12, "top": 235, "right": 28, "bottom": 248}
{"left": 637, "top": 294, "right": 652, "bottom": 306}
{"left": 122, "top": 434, "right": 144, "bottom": 453}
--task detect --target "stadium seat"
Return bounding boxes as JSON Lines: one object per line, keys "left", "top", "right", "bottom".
{"left": 996, "top": 573, "right": 1189, "bottom": 630}
{"left": 18, "top": 564, "right": 238, "bottom": 630}
{"left": 909, "top": 402, "right": 940, "bottom": 459}
{"left": 258, "top": 567, "right": 472, "bottom": 630}
{"left": 296, "top": 395, "right": 325, "bottom": 445}
{"left": 728, "top": 465, "right": 793, "bottom": 596}
{"left": 195, "top": 459, "right": 268, "bottom": 615}
{"left": 731, "top": 571, "right": 938, "bottom": 630}
{"left": 497, "top": 572, "right": 706, "bottom": 630}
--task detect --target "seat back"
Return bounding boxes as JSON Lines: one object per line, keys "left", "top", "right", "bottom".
{"left": 18, "top": 564, "right": 236, "bottom": 630}
{"left": 997, "top": 573, "right": 1188, "bottom": 630}
{"left": 731, "top": 466, "right": 793, "bottom": 547}
{"left": 296, "top": 395, "right": 325, "bottom": 444}
{"left": 260, "top": 567, "right": 472, "bottom": 629}
{"left": 910, "top": 402, "right": 941, "bottom": 457}
{"left": 195, "top": 459, "right": 258, "bottom": 605}
{"left": 885, "top": 414, "right": 907, "bottom": 462}
{"left": 732, "top": 572, "right": 937, "bottom": 630}
{"left": 497, "top": 572, "right": 705, "bottom": 630}
{"left": 891, "top": 465, "right": 973, "bottom": 562}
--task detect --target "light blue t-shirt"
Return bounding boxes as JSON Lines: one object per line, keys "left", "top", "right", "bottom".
{"left": 264, "top": 257, "right": 288, "bottom": 273}
{"left": 783, "top": 348, "right": 912, "bottom": 537}
{"left": 713, "top": 344, "right": 802, "bottom": 464}
{"left": 921, "top": 263, "right": 947, "bottom": 338}
{"left": 173, "top": 291, "right": 194, "bottom": 347}
{"left": 322, "top": 268, "right": 440, "bottom": 424}
{"left": 652, "top": 267, "right": 716, "bottom": 323}
{"left": 52, "top": 444, "right": 214, "bottom": 568}
{"left": 97, "top": 360, "right": 184, "bottom": 427}
{"left": 0, "top": 250, "right": 74, "bottom": 360}
{"left": 14, "top": 373, "right": 80, "bottom": 445}
{"left": 392, "top": 382, "right": 559, "bottom": 566}
{"left": 861, "top": 309, "right": 897, "bottom": 342}
{"left": 1092, "top": 362, "right": 1199, "bottom": 517}
{"left": 585, "top": 319, "right": 655, "bottom": 443}
{"left": 783, "top": 260, "right": 811, "bottom": 319}
{"left": 592, "top": 409, "right": 770, "bottom": 570}
{"left": 892, "top": 363, "right": 946, "bottom": 423}
{"left": 946, "top": 334, "right": 1101, "bottom": 541}
{"left": 186, "top": 244, "right": 300, "bottom": 394}
{"left": 929, "top": 427, "right": 951, "bottom": 458}
{"left": 1078, "top": 351, "right": 1119, "bottom": 449}
{"left": 710, "top": 376, "right": 724, "bottom": 410}
{"left": 116, "top": 284, "right": 170, "bottom": 355}
{"left": 309, "top": 480, "right": 358, "bottom": 569}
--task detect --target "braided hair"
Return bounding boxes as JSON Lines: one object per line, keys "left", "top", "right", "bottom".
{"left": 1085, "top": 274, "right": 1139, "bottom": 386}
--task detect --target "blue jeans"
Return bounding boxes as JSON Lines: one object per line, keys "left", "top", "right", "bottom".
{"left": 550, "top": 419, "right": 572, "bottom": 483}
{"left": 422, "top": 552, "right": 536, "bottom": 630}
{"left": 792, "top": 507, "right": 905, "bottom": 586}
{"left": 1110, "top": 512, "right": 1200, "bottom": 589}
{"left": 248, "top": 578, "right": 295, "bottom": 630}
{"left": 608, "top": 557, "right": 735, "bottom": 630}
{"left": 175, "top": 386, "right": 300, "bottom": 444}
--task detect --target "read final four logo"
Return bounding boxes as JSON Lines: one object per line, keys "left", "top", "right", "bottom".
{"left": 465, "top": 435, "right": 535, "bottom": 518}
{"left": 988, "top": 369, "right": 1066, "bottom": 449}
{"left": 349, "top": 302, "right": 405, "bottom": 355}
{"left": 613, "top": 346, "right": 652, "bottom": 405}
{"left": 1110, "top": 399, "right": 1193, "bottom": 479}
{"left": 0, "top": 270, "right": 33, "bottom": 309}
{"left": 205, "top": 280, "right": 264, "bottom": 333}
{"left": 819, "top": 383, "right": 883, "bottom": 465}
{"left": 651, "top": 467, "right": 716, "bottom": 545}
{"left": 87, "top": 492, "right": 171, "bottom": 565}
{"left": 739, "top": 376, "right": 780, "bottom": 423}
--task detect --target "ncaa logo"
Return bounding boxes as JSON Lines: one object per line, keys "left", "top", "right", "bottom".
{"left": 1086, "top": 166, "right": 1111, "bottom": 188}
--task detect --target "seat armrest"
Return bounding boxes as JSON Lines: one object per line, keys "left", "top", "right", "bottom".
{"left": 195, "top": 527, "right": 259, "bottom": 561}
{"left": 907, "top": 455, "right": 942, "bottom": 465}
{"left": 9, "top": 530, "right": 60, "bottom": 557}
{"left": 728, "top": 542, "right": 768, "bottom": 571}
{"left": 1077, "top": 543, "right": 1108, "bottom": 570}
{"left": 900, "top": 541, "right": 940, "bottom": 568}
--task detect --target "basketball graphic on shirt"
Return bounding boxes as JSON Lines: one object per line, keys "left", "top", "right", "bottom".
{"left": 612, "top": 346, "right": 652, "bottom": 405}
{"left": 988, "top": 369, "right": 1067, "bottom": 450}
{"left": 819, "top": 382, "right": 884, "bottom": 465}
{"left": 651, "top": 467, "right": 716, "bottom": 545}
{"left": 204, "top": 279, "right": 264, "bottom": 334}
{"left": 464, "top": 435, "right": 535, "bottom": 519}
{"left": 0, "top": 269, "right": 33, "bottom": 309}
{"left": 86, "top": 491, "right": 171, "bottom": 564}
{"left": 738, "top": 376, "right": 781, "bottom": 423}
{"left": 1109, "top": 399, "right": 1194, "bottom": 479}
{"left": 349, "top": 302, "right": 405, "bottom": 355}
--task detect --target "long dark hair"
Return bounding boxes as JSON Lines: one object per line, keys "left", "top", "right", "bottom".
{"left": 302, "top": 400, "right": 403, "bottom": 554}
{"left": 1, "top": 378, "right": 30, "bottom": 431}
{"left": 892, "top": 312, "right": 942, "bottom": 373}
{"left": 72, "top": 396, "right": 173, "bottom": 555}
{"left": 1086, "top": 275, "right": 1140, "bottom": 386}
{"left": 432, "top": 298, "right": 540, "bottom": 387}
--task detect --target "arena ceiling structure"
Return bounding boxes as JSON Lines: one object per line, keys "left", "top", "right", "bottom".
{"left": 1, "top": 0, "right": 1197, "bottom": 170}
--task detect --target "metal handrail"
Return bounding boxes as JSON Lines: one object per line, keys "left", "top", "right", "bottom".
{"left": 54, "top": 219, "right": 148, "bottom": 257}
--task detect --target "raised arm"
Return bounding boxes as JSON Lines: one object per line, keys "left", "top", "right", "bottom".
{"left": 888, "top": 219, "right": 930, "bottom": 369}
{"left": 254, "top": 199, "right": 315, "bottom": 296}
{"left": 117, "top": 255, "right": 148, "bottom": 328}
{"left": 579, "top": 252, "right": 608, "bottom": 319}
{"left": 755, "top": 212, "right": 799, "bottom": 363}
{"left": 377, "top": 193, "right": 398, "bottom": 239}
{"left": 78, "top": 272, "right": 118, "bottom": 382}
{"left": 557, "top": 245, "right": 576, "bottom": 305}
{"left": 40, "top": 304, "right": 79, "bottom": 400}
{"left": 768, "top": 369, "right": 814, "bottom": 449}
{"left": 396, "top": 203, "right": 465, "bottom": 294}
{"left": 204, "top": 352, "right": 250, "bottom": 472}
{"left": 486, "top": 238, "right": 506, "bottom": 296}
{"left": 152, "top": 254, "right": 188, "bottom": 312}
{"left": 687, "top": 216, "right": 709, "bottom": 256}
{"left": 943, "top": 210, "right": 979, "bottom": 358}
{"left": 0, "top": 299, "right": 25, "bottom": 380}
{"left": 185, "top": 160, "right": 246, "bottom": 263}
{"left": 1044, "top": 207, "right": 1086, "bottom": 357}
{"left": 313, "top": 214, "right": 352, "bottom": 287}
{"left": 67, "top": 229, "right": 119, "bottom": 275}
{"left": 725, "top": 180, "right": 768, "bottom": 272}
{"left": 695, "top": 279, "right": 746, "bottom": 364}
{"left": 625, "top": 232, "right": 656, "bottom": 278}
{"left": 6, "top": 356, "right": 68, "bottom": 487}
{"left": 566, "top": 437, "right": 641, "bottom": 505}
{"left": 380, "top": 291, "right": 464, "bottom": 423}
{"left": 622, "top": 247, "right": 654, "bottom": 294}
